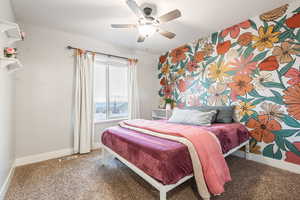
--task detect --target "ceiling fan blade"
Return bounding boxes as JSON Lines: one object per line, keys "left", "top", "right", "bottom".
{"left": 158, "top": 9, "right": 181, "bottom": 23}
{"left": 158, "top": 29, "right": 176, "bottom": 39}
{"left": 137, "top": 35, "right": 146, "bottom": 42}
{"left": 126, "top": 0, "right": 144, "bottom": 18}
{"left": 111, "top": 24, "right": 136, "bottom": 28}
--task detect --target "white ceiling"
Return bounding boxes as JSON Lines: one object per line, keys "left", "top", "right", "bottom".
{"left": 12, "top": 0, "right": 295, "bottom": 54}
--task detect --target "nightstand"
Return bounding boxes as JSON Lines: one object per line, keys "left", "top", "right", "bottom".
{"left": 152, "top": 109, "right": 172, "bottom": 120}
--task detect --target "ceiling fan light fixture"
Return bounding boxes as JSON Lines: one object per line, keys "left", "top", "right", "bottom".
{"left": 111, "top": 0, "right": 181, "bottom": 42}
{"left": 138, "top": 24, "right": 156, "bottom": 37}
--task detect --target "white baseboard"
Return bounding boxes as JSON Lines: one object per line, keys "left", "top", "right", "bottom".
{"left": 15, "top": 143, "right": 102, "bottom": 167}
{"left": 92, "top": 142, "right": 101, "bottom": 150}
{"left": 15, "top": 148, "right": 73, "bottom": 167}
{"left": 232, "top": 150, "right": 300, "bottom": 174}
{"left": 0, "top": 164, "right": 15, "bottom": 200}
{"left": 231, "top": 150, "right": 245, "bottom": 158}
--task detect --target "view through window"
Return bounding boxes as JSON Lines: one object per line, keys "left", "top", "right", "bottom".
{"left": 94, "top": 60, "right": 128, "bottom": 122}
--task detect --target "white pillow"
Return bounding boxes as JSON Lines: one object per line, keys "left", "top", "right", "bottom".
{"left": 168, "top": 108, "right": 217, "bottom": 126}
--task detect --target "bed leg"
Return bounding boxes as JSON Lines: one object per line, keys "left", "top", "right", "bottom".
{"left": 245, "top": 142, "right": 250, "bottom": 160}
{"left": 100, "top": 147, "right": 115, "bottom": 166}
{"left": 159, "top": 190, "right": 167, "bottom": 200}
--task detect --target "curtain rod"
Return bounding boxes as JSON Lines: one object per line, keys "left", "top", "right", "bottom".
{"left": 67, "top": 45, "right": 131, "bottom": 61}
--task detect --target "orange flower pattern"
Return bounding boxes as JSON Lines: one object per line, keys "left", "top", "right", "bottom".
{"left": 228, "top": 75, "right": 253, "bottom": 96}
{"left": 283, "top": 85, "right": 300, "bottom": 120}
{"left": 237, "top": 32, "right": 253, "bottom": 46}
{"left": 286, "top": 13, "right": 300, "bottom": 29}
{"left": 178, "top": 79, "right": 187, "bottom": 92}
{"left": 260, "top": 4, "right": 289, "bottom": 22}
{"left": 221, "top": 20, "right": 251, "bottom": 39}
{"left": 169, "top": 45, "right": 189, "bottom": 64}
{"left": 159, "top": 55, "right": 167, "bottom": 64}
{"left": 285, "top": 68, "right": 300, "bottom": 85}
{"left": 194, "top": 51, "right": 206, "bottom": 63}
{"left": 216, "top": 40, "right": 231, "bottom": 55}
{"left": 246, "top": 115, "right": 281, "bottom": 143}
{"left": 258, "top": 56, "right": 279, "bottom": 71}
{"left": 285, "top": 142, "right": 300, "bottom": 165}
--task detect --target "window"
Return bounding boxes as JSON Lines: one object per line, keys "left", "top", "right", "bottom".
{"left": 94, "top": 59, "right": 128, "bottom": 122}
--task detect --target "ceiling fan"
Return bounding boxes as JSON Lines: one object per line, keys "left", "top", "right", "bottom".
{"left": 111, "top": 0, "right": 182, "bottom": 42}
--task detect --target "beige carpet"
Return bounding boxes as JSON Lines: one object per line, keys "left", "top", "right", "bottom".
{"left": 5, "top": 150, "right": 300, "bottom": 200}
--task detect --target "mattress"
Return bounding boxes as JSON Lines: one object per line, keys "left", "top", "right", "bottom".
{"left": 101, "top": 122, "right": 249, "bottom": 185}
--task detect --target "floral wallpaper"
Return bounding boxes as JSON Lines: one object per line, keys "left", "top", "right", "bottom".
{"left": 158, "top": 3, "right": 300, "bottom": 165}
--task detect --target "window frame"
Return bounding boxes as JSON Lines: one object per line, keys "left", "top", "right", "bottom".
{"left": 93, "top": 59, "right": 129, "bottom": 123}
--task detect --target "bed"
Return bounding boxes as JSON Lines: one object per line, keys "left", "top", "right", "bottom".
{"left": 101, "top": 121, "right": 249, "bottom": 200}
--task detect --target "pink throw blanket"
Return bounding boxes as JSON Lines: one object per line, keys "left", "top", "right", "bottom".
{"left": 123, "top": 119, "right": 231, "bottom": 195}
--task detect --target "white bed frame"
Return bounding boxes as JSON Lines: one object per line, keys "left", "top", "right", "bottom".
{"left": 101, "top": 140, "right": 249, "bottom": 200}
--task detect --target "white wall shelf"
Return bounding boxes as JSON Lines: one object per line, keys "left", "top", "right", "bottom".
{"left": 0, "top": 19, "right": 23, "bottom": 73}
{"left": 0, "top": 20, "right": 22, "bottom": 45}
{"left": 0, "top": 57, "right": 23, "bottom": 73}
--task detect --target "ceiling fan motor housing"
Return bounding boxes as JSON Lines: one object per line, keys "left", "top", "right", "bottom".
{"left": 144, "top": 7, "right": 152, "bottom": 16}
{"left": 140, "top": 3, "right": 157, "bottom": 17}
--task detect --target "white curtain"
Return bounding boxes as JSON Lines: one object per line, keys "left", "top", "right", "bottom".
{"left": 73, "top": 50, "right": 94, "bottom": 154}
{"left": 128, "top": 59, "right": 140, "bottom": 119}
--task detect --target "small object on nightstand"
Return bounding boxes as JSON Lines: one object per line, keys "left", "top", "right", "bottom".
{"left": 165, "top": 103, "right": 171, "bottom": 111}
{"left": 158, "top": 98, "right": 166, "bottom": 109}
{"left": 152, "top": 109, "right": 172, "bottom": 120}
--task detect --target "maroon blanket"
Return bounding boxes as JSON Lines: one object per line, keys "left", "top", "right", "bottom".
{"left": 101, "top": 123, "right": 249, "bottom": 185}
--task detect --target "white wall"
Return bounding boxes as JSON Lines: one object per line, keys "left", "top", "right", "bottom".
{"left": 0, "top": 0, "right": 16, "bottom": 196}
{"left": 15, "top": 24, "right": 159, "bottom": 158}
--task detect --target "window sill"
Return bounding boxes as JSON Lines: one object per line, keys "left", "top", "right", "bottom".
{"left": 94, "top": 118, "right": 128, "bottom": 125}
